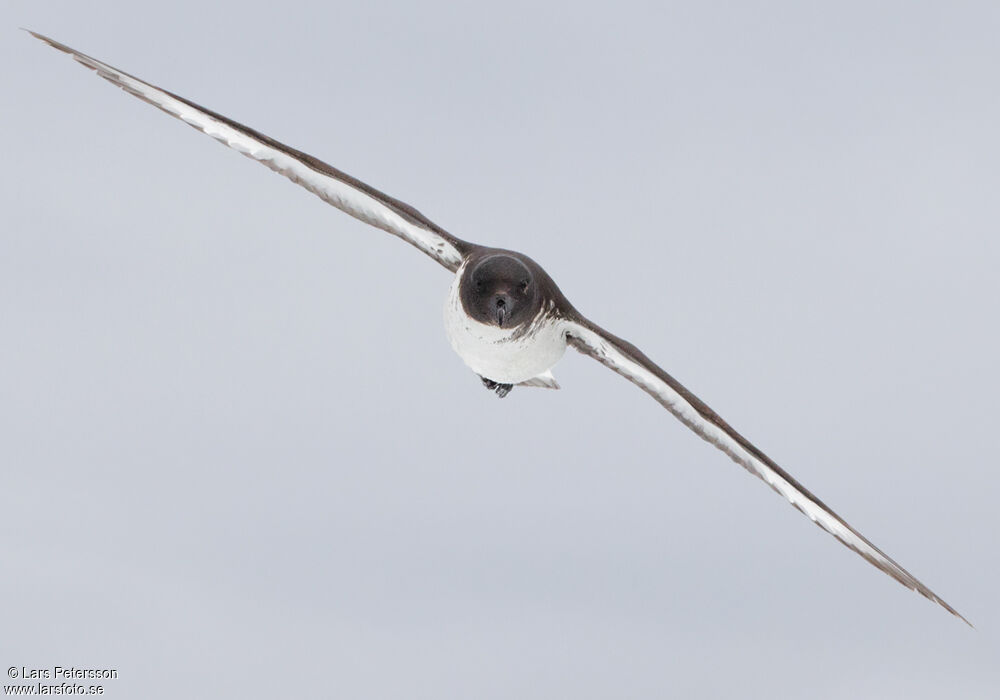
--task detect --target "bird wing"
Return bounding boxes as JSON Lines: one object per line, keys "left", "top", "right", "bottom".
{"left": 29, "top": 31, "right": 472, "bottom": 272}
{"left": 563, "top": 315, "right": 969, "bottom": 624}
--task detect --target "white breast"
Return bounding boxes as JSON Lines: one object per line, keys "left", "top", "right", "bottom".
{"left": 443, "top": 270, "right": 568, "bottom": 384}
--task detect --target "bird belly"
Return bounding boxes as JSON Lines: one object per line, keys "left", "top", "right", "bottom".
{"left": 444, "top": 279, "right": 567, "bottom": 384}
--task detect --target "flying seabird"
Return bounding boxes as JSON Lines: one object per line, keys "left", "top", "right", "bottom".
{"left": 28, "top": 31, "right": 969, "bottom": 625}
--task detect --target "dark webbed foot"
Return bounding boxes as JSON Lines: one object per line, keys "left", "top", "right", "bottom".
{"left": 480, "top": 376, "right": 513, "bottom": 398}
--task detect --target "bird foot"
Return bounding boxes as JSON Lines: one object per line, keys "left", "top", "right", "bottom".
{"left": 480, "top": 377, "right": 513, "bottom": 398}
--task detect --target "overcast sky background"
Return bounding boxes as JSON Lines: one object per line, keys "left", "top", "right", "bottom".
{"left": 2, "top": 1, "right": 998, "bottom": 698}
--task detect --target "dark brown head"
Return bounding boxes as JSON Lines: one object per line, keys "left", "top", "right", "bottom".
{"left": 459, "top": 253, "right": 542, "bottom": 328}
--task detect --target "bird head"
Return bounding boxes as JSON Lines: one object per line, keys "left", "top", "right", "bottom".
{"left": 460, "top": 253, "right": 538, "bottom": 329}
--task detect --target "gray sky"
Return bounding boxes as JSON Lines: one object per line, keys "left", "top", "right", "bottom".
{"left": 2, "top": 1, "right": 998, "bottom": 697}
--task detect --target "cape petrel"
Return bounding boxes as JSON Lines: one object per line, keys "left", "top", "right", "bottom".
{"left": 28, "top": 31, "right": 968, "bottom": 624}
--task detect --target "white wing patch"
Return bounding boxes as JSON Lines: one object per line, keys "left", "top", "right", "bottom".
{"left": 565, "top": 319, "right": 969, "bottom": 624}
{"left": 30, "top": 31, "right": 465, "bottom": 271}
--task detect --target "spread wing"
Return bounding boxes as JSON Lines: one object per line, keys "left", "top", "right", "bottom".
{"left": 564, "top": 315, "right": 969, "bottom": 625}
{"left": 28, "top": 31, "right": 472, "bottom": 271}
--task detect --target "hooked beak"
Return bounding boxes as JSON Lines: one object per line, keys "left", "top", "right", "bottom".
{"left": 495, "top": 296, "right": 508, "bottom": 327}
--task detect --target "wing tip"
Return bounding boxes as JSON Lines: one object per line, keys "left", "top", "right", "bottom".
{"left": 24, "top": 28, "right": 58, "bottom": 48}
{"left": 953, "top": 611, "right": 974, "bottom": 628}
{"left": 933, "top": 596, "right": 973, "bottom": 628}
{"left": 25, "top": 30, "right": 84, "bottom": 63}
